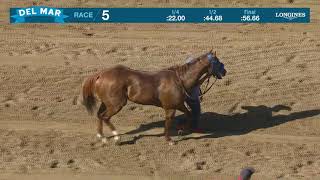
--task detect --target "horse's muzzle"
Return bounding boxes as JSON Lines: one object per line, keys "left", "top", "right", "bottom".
{"left": 215, "top": 69, "right": 226, "bottom": 79}
{"left": 222, "top": 69, "right": 227, "bottom": 76}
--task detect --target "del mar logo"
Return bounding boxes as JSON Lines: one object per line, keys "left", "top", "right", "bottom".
{"left": 275, "top": 12, "right": 306, "bottom": 21}
{"left": 11, "top": 6, "right": 68, "bottom": 23}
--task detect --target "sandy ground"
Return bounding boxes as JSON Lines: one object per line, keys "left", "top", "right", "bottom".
{"left": 1, "top": 0, "right": 320, "bottom": 179}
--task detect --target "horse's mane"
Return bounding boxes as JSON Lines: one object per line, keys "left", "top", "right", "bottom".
{"left": 165, "top": 53, "right": 208, "bottom": 76}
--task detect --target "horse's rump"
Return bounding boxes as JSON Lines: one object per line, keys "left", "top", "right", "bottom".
{"left": 82, "top": 73, "right": 100, "bottom": 114}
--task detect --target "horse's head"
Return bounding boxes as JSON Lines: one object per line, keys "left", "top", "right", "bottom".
{"left": 205, "top": 50, "right": 227, "bottom": 79}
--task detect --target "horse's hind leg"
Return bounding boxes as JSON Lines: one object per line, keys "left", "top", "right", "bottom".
{"left": 96, "top": 103, "right": 106, "bottom": 141}
{"left": 98, "top": 99, "right": 126, "bottom": 145}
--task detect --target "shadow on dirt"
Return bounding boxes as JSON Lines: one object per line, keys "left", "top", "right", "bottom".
{"left": 123, "top": 105, "right": 320, "bottom": 143}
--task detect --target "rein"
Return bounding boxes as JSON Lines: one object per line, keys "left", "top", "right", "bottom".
{"left": 199, "top": 76, "right": 217, "bottom": 99}
{"left": 175, "top": 70, "right": 217, "bottom": 102}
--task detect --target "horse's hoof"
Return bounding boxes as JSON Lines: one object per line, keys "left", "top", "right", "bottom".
{"left": 101, "top": 137, "right": 107, "bottom": 144}
{"left": 168, "top": 141, "right": 176, "bottom": 146}
{"left": 96, "top": 133, "right": 102, "bottom": 138}
{"left": 114, "top": 136, "right": 122, "bottom": 146}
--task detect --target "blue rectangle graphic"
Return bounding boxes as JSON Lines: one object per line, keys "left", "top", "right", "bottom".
{"left": 10, "top": 7, "right": 310, "bottom": 23}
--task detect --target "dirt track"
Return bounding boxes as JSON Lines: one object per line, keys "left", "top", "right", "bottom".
{"left": 1, "top": 0, "right": 320, "bottom": 179}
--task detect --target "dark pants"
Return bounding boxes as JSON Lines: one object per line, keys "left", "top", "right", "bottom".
{"left": 178, "top": 98, "right": 201, "bottom": 129}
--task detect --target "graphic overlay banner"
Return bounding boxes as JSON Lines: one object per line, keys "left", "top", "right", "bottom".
{"left": 10, "top": 7, "right": 310, "bottom": 23}
{"left": 11, "top": 6, "right": 68, "bottom": 23}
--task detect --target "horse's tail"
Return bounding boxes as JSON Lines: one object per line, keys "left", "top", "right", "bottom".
{"left": 82, "top": 73, "right": 99, "bottom": 115}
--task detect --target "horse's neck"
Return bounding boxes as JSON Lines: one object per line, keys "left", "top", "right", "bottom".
{"left": 181, "top": 60, "right": 208, "bottom": 89}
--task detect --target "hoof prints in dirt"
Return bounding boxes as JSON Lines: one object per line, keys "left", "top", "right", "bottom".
{"left": 105, "top": 48, "right": 117, "bottom": 54}
{"left": 180, "top": 148, "right": 208, "bottom": 170}
{"left": 19, "top": 136, "right": 28, "bottom": 148}
{"left": 31, "top": 106, "right": 39, "bottom": 110}
{"left": 296, "top": 63, "right": 307, "bottom": 71}
{"left": 49, "top": 149, "right": 54, "bottom": 154}
{"left": 195, "top": 161, "right": 206, "bottom": 170}
{"left": 50, "top": 160, "right": 59, "bottom": 168}
{"left": 181, "top": 148, "right": 195, "bottom": 158}
{"left": 55, "top": 96, "right": 65, "bottom": 103}
{"left": 72, "top": 96, "right": 79, "bottom": 105}
{"left": 306, "top": 160, "right": 313, "bottom": 165}
{"left": 285, "top": 55, "right": 296, "bottom": 63}
{"left": 82, "top": 32, "right": 95, "bottom": 37}
{"left": 49, "top": 159, "right": 78, "bottom": 169}
{"left": 67, "top": 159, "right": 75, "bottom": 165}
{"left": 256, "top": 67, "right": 271, "bottom": 79}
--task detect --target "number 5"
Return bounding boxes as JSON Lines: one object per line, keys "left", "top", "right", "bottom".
{"left": 102, "top": 10, "right": 109, "bottom": 21}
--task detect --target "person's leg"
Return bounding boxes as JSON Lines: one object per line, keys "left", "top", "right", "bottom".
{"left": 190, "top": 100, "right": 201, "bottom": 129}
{"left": 186, "top": 98, "right": 201, "bottom": 129}
{"left": 177, "top": 114, "right": 186, "bottom": 126}
{"left": 176, "top": 97, "right": 192, "bottom": 131}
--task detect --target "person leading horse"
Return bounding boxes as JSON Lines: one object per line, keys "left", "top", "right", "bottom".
{"left": 81, "top": 50, "right": 226, "bottom": 145}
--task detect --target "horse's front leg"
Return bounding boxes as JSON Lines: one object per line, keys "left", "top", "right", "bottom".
{"left": 164, "top": 109, "right": 176, "bottom": 145}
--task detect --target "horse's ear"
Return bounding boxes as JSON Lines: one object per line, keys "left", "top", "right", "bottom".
{"left": 209, "top": 49, "right": 213, "bottom": 53}
{"left": 214, "top": 51, "right": 217, "bottom": 56}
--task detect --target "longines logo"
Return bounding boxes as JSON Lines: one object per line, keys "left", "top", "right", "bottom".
{"left": 275, "top": 12, "right": 306, "bottom": 20}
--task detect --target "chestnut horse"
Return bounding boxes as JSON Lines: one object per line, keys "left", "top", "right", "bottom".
{"left": 81, "top": 50, "right": 226, "bottom": 145}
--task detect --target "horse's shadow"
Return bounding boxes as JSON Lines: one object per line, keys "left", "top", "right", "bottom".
{"left": 122, "top": 104, "right": 320, "bottom": 144}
